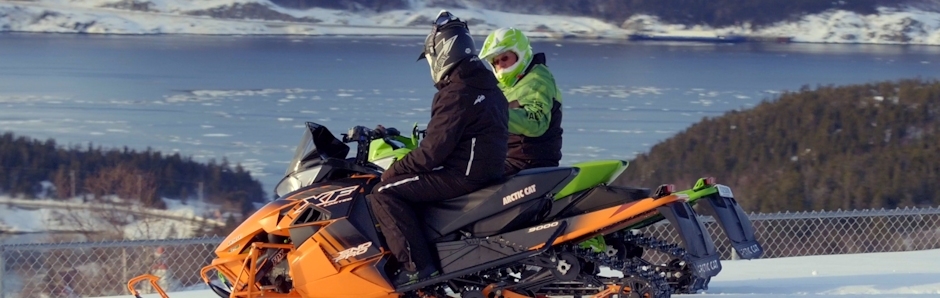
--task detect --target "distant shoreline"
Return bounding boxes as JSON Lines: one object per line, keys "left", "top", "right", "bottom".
{"left": 3, "top": 30, "right": 940, "bottom": 47}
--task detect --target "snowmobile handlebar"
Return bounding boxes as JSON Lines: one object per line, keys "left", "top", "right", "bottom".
{"left": 340, "top": 125, "right": 426, "bottom": 146}
{"left": 340, "top": 125, "right": 424, "bottom": 167}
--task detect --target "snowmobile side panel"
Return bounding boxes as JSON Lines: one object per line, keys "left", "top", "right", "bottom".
{"left": 295, "top": 257, "right": 397, "bottom": 298}
{"left": 696, "top": 186, "right": 764, "bottom": 260}
{"left": 316, "top": 219, "right": 384, "bottom": 268}
{"left": 548, "top": 184, "right": 651, "bottom": 219}
{"left": 288, "top": 230, "right": 396, "bottom": 298}
{"left": 553, "top": 160, "right": 628, "bottom": 199}
{"left": 469, "top": 195, "right": 552, "bottom": 237}
{"left": 656, "top": 201, "right": 721, "bottom": 279}
{"left": 282, "top": 176, "right": 382, "bottom": 249}
{"left": 507, "top": 194, "right": 686, "bottom": 250}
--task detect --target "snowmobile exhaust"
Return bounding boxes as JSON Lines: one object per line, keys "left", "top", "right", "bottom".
{"left": 696, "top": 184, "right": 764, "bottom": 260}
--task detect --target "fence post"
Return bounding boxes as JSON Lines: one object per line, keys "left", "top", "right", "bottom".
{"left": 0, "top": 245, "right": 5, "bottom": 298}
{"left": 122, "top": 247, "right": 128, "bottom": 286}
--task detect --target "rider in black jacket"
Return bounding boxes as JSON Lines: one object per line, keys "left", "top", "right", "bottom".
{"left": 366, "top": 10, "right": 510, "bottom": 286}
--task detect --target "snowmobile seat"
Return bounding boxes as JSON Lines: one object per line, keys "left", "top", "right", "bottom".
{"left": 421, "top": 167, "right": 577, "bottom": 240}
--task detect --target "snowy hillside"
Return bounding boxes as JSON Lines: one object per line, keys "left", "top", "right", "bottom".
{"left": 2, "top": 0, "right": 940, "bottom": 44}
{"left": 0, "top": 195, "right": 231, "bottom": 242}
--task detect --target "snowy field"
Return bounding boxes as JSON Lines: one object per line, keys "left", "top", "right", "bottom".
{"left": 1, "top": 0, "right": 940, "bottom": 44}
{"left": 100, "top": 248, "right": 940, "bottom": 297}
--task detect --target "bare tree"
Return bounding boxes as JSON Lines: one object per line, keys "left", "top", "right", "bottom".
{"left": 83, "top": 164, "right": 162, "bottom": 208}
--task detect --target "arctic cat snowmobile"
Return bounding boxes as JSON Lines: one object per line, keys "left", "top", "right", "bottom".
{"left": 127, "top": 122, "right": 728, "bottom": 298}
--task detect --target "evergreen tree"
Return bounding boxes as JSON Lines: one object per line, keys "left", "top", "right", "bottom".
{"left": 615, "top": 78, "right": 940, "bottom": 212}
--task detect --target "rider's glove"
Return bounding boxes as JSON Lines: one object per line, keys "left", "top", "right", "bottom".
{"left": 374, "top": 124, "right": 388, "bottom": 137}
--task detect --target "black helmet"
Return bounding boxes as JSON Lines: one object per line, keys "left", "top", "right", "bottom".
{"left": 418, "top": 10, "right": 476, "bottom": 84}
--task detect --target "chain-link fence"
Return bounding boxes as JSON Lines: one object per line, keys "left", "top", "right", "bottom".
{"left": 0, "top": 238, "right": 221, "bottom": 298}
{"left": 639, "top": 206, "right": 940, "bottom": 263}
{"left": 2, "top": 207, "right": 940, "bottom": 298}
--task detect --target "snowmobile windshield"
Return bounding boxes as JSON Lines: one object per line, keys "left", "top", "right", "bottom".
{"left": 283, "top": 122, "right": 350, "bottom": 177}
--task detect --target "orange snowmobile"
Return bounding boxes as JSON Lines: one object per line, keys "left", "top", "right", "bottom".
{"left": 128, "top": 122, "right": 723, "bottom": 298}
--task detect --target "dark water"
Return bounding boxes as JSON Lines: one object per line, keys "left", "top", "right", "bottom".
{"left": 1, "top": 32, "right": 937, "bottom": 195}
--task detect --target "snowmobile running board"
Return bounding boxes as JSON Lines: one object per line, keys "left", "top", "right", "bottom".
{"left": 397, "top": 220, "right": 569, "bottom": 293}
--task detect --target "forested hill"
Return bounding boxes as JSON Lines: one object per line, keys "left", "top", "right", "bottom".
{"left": 613, "top": 78, "right": 940, "bottom": 213}
{"left": 276, "top": 0, "right": 923, "bottom": 27}
{"left": 0, "top": 133, "right": 266, "bottom": 212}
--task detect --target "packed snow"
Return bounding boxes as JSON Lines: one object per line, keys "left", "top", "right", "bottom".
{"left": 2, "top": 0, "right": 940, "bottom": 44}
{"left": 96, "top": 248, "right": 940, "bottom": 297}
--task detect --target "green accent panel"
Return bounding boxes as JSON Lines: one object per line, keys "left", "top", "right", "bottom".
{"left": 368, "top": 136, "right": 416, "bottom": 162}
{"left": 675, "top": 184, "right": 718, "bottom": 205}
{"left": 553, "top": 160, "right": 628, "bottom": 199}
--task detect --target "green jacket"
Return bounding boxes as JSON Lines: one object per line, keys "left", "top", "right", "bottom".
{"left": 500, "top": 53, "right": 563, "bottom": 163}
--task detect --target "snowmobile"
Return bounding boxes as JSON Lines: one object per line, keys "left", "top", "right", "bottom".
{"left": 127, "top": 121, "right": 737, "bottom": 298}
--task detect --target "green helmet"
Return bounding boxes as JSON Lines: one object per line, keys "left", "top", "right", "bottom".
{"left": 479, "top": 27, "right": 533, "bottom": 88}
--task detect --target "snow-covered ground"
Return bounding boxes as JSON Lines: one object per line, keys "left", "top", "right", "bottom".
{"left": 1, "top": 0, "right": 940, "bottom": 45}
{"left": 99, "top": 248, "right": 940, "bottom": 297}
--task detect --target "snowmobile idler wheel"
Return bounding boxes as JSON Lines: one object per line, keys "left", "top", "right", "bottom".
{"left": 618, "top": 276, "right": 656, "bottom": 298}
{"left": 604, "top": 235, "right": 643, "bottom": 260}
{"left": 551, "top": 252, "right": 581, "bottom": 281}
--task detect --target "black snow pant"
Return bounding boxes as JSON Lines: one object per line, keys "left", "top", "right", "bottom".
{"left": 367, "top": 171, "right": 484, "bottom": 272}
{"left": 505, "top": 157, "right": 559, "bottom": 176}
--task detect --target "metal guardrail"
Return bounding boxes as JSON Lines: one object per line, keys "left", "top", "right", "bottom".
{"left": 2, "top": 207, "right": 940, "bottom": 297}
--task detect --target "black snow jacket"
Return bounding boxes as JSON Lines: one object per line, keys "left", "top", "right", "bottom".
{"left": 388, "top": 56, "right": 510, "bottom": 184}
